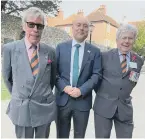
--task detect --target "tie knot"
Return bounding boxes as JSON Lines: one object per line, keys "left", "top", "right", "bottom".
{"left": 75, "top": 44, "right": 81, "bottom": 48}
{"left": 122, "top": 54, "right": 126, "bottom": 59}
{"left": 31, "top": 45, "right": 37, "bottom": 50}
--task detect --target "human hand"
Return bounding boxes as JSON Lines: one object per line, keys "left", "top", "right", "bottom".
{"left": 69, "top": 87, "right": 81, "bottom": 98}
{"left": 63, "top": 86, "right": 74, "bottom": 95}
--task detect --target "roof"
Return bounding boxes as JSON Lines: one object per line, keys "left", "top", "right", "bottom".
{"left": 55, "top": 14, "right": 83, "bottom": 27}
{"left": 129, "top": 20, "right": 145, "bottom": 27}
{"left": 54, "top": 5, "right": 119, "bottom": 28}
{"left": 86, "top": 9, "right": 119, "bottom": 27}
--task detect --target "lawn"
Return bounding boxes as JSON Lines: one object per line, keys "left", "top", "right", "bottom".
{"left": 1, "top": 78, "right": 10, "bottom": 100}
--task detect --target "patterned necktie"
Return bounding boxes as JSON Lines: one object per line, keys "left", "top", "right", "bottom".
{"left": 121, "top": 54, "right": 127, "bottom": 74}
{"left": 72, "top": 44, "right": 81, "bottom": 87}
{"left": 30, "top": 46, "right": 39, "bottom": 78}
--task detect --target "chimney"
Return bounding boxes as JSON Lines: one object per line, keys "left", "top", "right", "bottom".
{"left": 77, "top": 9, "right": 84, "bottom": 16}
{"left": 98, "top": 5, "right": 106, "bottom": 15}
{"left": 57, "top": 8, "right": 64, "bottom": 19}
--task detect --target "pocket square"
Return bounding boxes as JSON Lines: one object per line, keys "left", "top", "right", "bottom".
{"left": 48, "top": 59, "right": 52, "bottom": 64}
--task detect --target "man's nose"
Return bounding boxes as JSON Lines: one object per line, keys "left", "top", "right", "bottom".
{"left": 80, "top": 25, "right": 84, "bottom": 30}
{"left": 33, "top": 25, "right": 38, "bottom": 31}
{"left": 125, "top": 38, "right": 129, "bottom": 43}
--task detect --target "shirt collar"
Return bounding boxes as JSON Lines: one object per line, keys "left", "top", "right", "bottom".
{"left": 24, "top": 36, "right": 40, "bottom": 50}
{"left": 72, "top": 39, "right": 85, "bottom": 48}
{"left": 118, "top": 49, "right": 130, "bottom": 58}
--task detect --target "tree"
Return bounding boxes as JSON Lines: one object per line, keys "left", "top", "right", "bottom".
{"left": 1, "top": 0, "right": 61, "bottom": 16}
{"left": 133, "top": 22, "right": 145, "bottom": 56}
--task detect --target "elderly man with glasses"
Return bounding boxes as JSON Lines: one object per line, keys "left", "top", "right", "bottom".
{"left": 2, "top": 7, "right": 56, "bottom": 138}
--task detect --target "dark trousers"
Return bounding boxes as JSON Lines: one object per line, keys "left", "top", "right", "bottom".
{"left": 94, "top": 108, "right": 133, "bottom": 138}
{"left": 15, "top": 123, "right": 50, "bottom": 138}
{"left": 56, "top": 99, "right": 90, "bottom": 138}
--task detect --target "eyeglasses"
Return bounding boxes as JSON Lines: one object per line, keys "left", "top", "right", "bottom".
{"left": 26, "top": 22, "right": 45, "bottom": 30}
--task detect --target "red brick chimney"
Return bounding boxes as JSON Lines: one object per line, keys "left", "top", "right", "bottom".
{"left": 98, "top": 5, "right": 106, "bottom": 15}
{"left": 77, "top": 9, "right": 84, "bottom": 16}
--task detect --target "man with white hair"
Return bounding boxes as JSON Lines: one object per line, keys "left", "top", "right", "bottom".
{"left": 93, "top": 24, "right": 144, "bottom": 138}
{"left": 2, "top": 7, "right": 56, "bottom": 138}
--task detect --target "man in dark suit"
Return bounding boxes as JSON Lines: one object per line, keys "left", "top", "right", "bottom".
{"left": 2, "top": 7, "right": 56, "bottom": 138}
{"left": 55, "top": 16, "right": 102, "bottom": 138}
{"left": 93, "top": 24, "right": 144, "bottom": 138}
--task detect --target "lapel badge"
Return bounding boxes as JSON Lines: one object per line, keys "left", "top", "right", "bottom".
{"left": 87, "top": 50, "right": 91, "bottom": 53}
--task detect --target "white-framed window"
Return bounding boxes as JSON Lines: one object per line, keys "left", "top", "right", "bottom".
{"left": 107, "top": 23, "right": 110, "bottom": 33}
{"left": 104, "top": 39, "right": 110, "bottom": 47}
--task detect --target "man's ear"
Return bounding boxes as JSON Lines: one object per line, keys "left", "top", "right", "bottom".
{"left": 22, "top": 24, "right": 26, "bottom": 32}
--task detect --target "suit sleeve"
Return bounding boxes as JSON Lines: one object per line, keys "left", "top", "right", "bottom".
{"left": 79, "top": 49, "right": 102, "bottom": 96}
{"left": 139, "top": 57, "right": 144, "bottom": 71}
{"left": 2, "top": 44, "right": 13, "bottom": 94}
{"left": 50, "top": 47, "right": 57, "bottom": 90}
{"left": 55, "top": 44, "right": 67, "bottom": 93}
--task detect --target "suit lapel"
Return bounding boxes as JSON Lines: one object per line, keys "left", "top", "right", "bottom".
{"left": 79, "top": 43, "right": 91, "bottom": 76}
{"left": 16, "top": 39, "right": 33, "bottom": 79}
{"left": 66, "top": 41, "right": 72, "bottom": 76}
{"left": 112, "top": 49, "right": 122, "bottom": 75}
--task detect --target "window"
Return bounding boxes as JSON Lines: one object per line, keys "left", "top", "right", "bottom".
{"left": 104, "top": 39, "right": 110, "bottom": 47}
{"left": 107, "top": 23, "right": 110, "bottom": 33}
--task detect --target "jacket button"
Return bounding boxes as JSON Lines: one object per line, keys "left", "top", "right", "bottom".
{"left": 120, "top": 88, "right": 122, "bottom": 90}
{"left": 22, "top": 85, "right": 24, "bottom": 88}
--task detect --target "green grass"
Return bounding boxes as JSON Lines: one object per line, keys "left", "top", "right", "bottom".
{"left": 1, "top": 78, "right": 10, "bottom": 100}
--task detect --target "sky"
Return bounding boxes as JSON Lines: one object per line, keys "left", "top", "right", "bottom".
{"left": 60, "top": 0, "right": 145, "bottom": 23}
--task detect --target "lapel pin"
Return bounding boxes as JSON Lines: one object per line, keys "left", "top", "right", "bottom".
{"left": 87, "top": 50, "right": 91, "bottom": 53}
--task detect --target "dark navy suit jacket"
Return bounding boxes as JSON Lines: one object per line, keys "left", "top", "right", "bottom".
{"left": 55, "top": 40, "right": 102, "bottom": 111}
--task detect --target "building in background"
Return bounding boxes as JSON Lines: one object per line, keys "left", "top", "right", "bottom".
{"left": 129, "top": 20, "right": 145, "bottom": 27}
{"left": 48, "top": 5, "right": 119, "bottom": 48}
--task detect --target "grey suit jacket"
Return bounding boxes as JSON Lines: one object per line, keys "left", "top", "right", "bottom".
{"left": 2, "top": 39, "right": 57, "bottom": 127}
{"left": 93, "top": 48, "right": 143, "bottom": 121}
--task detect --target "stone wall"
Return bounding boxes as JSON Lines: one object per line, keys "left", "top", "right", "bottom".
{"left": 1, "top": 13, "right": 71, "bottom": 47}
{"left": 1, "top": 13, "right": 110, "bottom": 51}
{"left": 1, "top": 13, "right": 22, "bottom": 44}
{"left": 41, "top": 27, "right": 71, "bottom": 48}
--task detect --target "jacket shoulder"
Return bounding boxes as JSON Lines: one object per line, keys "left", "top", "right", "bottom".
{"left": 57, "top": 40, "right": 72, "bottom": 48}
{"left": 86, "top": 42, "right": 101, "bottom": 53}
{"left": 102, "top": 48, "right": 114, "bottom": 55}
{"left": 41, "top": 42, "right": 55, "bottom": 52}
{"left": 2, "top": 40, "right": 22, "bottom": 52}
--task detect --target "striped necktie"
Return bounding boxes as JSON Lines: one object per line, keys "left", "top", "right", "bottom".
{"left": 72, "top": 44, "right": 81, "bottom": 87}
{"left": 121, "top": 54, "right": 127, "bottom": 75}
{"left": 30, "top": 46, "right": 39, "bottom": 78}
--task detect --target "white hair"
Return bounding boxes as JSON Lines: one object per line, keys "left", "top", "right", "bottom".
{"left": 116, "top": 24, "right": 138, "bottom": 40}
{"left": 21, "top": 7, "right": 46, "bottom": 26}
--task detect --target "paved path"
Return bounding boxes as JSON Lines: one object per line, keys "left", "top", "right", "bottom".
{"left": 1, "top": 73, "right": 145, "bottom": 138}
